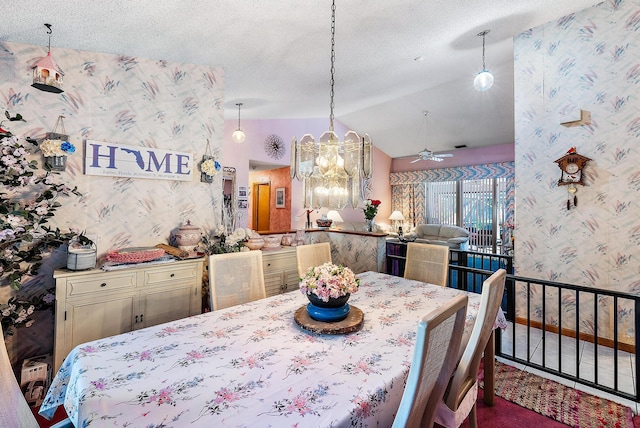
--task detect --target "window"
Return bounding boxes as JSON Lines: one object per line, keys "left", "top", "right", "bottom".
{"left": 426, "top": 177, "right": 508, "bottom": 253}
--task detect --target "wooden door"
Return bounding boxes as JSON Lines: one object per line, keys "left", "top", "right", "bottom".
{"left": 253, "top": 183, "right": 271, "bottom": 231}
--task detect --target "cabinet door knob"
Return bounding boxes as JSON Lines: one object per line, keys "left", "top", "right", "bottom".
{"left": 100, "top": 282, "right": 107, "bottom": 287}
{"left": 170, "top": 273, "right": 175, "bottom": 277}
{"left": 135, "top": 315, "right": 139, "bottom": 323}
{"left": 267, "top": 263, "right": 271, "bottom": 267}
{"left": 140, "top": 314, "right": 144, "bottom": 323}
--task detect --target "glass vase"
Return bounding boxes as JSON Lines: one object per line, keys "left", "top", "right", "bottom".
{"left": 366, "top": 218, "right": 375, "bottom": 232}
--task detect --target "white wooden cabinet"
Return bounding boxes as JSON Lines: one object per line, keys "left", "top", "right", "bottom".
{"left": 53, "top": 258, "right": 204, "bottom": 371}
{"left": 261, "top": 247, "right": 299, "bottom": 297}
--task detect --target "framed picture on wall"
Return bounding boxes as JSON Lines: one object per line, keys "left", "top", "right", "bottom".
{"left": 238, "top": 186, "right": 247, "bottom": 198}
{"left": 238, "top": 200, "right": 248, "bottom": 209}
{"left": 275, "top": 188, "right": 285, "bottom": 208}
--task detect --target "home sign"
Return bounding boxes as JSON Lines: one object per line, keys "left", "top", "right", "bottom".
{"left": 84, "top": 140, "right": 193, "bottom": 181}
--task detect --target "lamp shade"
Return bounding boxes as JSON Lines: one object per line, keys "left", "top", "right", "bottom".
{"left": 326, "top": 210, "right": 344, "bottom": 223}
{"left": 389, "top": 211, "right": 405, "bottom": 221}
{"left": 232, "top": 129, "right": 245, "bottom": 144}
{"left": 473, "top": 70, "right": 494, "bottom": 91}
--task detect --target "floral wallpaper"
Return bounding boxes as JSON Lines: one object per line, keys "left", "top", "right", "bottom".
{"left": 514, "top": 0, "right": 640, "bottom": 341}
{"left": 1, "top": 40, "right": 224, "bottom": 365}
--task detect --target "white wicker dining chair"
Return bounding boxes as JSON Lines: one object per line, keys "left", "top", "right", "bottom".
{"left": 209, "top": 250, "right": 266, "bottom": 310}
{"left": 296, "top": 242, "right": 332, "bottom": 277}
{"left": 404, "top": 242, "right": 450, "bottom": 287}
{"left": 435, "top": 268, "right": 506, "bottom": 428}
{"left": 1, "top": 324, "right": 72, "bottom": 428}
{"left": 392, "top": 294, "right": 468, "bottom": 428}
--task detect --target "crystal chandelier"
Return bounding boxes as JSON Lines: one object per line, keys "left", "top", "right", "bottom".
{"left": 290, "top": 0, "right": 372, "bottom": 210}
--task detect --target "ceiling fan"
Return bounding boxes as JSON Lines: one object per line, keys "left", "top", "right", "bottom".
{"left": 410, "top": 111, "right": 454, "bottom": 163}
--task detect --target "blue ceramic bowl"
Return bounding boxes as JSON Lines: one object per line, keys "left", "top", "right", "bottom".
{"left": 306, "top": 303, "right": 350, "bottom": 322}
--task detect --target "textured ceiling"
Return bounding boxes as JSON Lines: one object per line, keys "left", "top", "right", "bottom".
{"left": 0, "top": 0, "right": 599, "bottom": 158}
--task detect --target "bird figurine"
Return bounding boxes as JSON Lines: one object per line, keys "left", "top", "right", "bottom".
{"left": 5, "top": 110, "right": 26, "bottom": 122}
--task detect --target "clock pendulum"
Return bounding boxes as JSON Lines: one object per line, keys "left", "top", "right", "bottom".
{"left": 567, "top": 184, "right": 578, "bottom": 210}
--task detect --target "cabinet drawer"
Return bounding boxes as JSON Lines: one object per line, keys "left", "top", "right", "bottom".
{"left": 263, "top": 254, "right": 297, "bottom": 272}
{"left": 144, "top": 265, "right": 197, "bottom": 285}
{"left": 67, "top": 273, "right": 137, "bottom": 297}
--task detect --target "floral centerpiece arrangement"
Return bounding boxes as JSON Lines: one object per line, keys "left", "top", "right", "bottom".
{"left": 363, "top": 199, "right": 381, "bottom": 220}
{"left": 40, "top": 139, "right": 76, "bottom": 157}
{"left": 299, "top": 262, "right": 360, "bottom": 303}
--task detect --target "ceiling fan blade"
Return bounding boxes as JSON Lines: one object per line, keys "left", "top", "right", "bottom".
{"left": 429, "top": 157, "right": 444, "bottom": 162}
{"left": 434, "top": 153, "right": 453, "bottom": 158}
{"left": 410, "top": 157, "right": 422, "bottom": 163}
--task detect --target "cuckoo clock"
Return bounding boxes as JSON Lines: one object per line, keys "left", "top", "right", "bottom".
{"left": 554, "top": 147, "right": 591, "bottom": 210}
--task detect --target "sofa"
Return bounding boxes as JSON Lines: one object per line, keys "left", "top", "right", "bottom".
{"left": 404, "top": 224, "right": 470, "bottom": 249}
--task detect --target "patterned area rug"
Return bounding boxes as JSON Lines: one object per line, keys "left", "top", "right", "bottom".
{"left": 480, "top": 361, "right": 634, "bottom": 428}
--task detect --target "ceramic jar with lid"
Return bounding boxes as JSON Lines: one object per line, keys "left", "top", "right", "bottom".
{"left": 174, "top": 220, "right": 201, "bottom": 251}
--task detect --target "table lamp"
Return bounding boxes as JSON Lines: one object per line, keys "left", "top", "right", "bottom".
{"left": 389, "top": 210, "right": 406, "bottom": 235}
{"left": 326, "top": 210, "right": 344, "bottom": 229}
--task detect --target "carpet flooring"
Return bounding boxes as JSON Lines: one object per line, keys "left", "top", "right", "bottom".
{"left": 481, "top": 361, "right": 635, "bottom": 428}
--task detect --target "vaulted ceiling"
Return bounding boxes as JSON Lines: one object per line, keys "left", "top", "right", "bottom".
{"left": 1, "top": 0, "right": 598, "bottom": 158}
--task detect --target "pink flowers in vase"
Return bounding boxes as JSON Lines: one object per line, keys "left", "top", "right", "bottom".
{"left": 299, "top": 262, "right": 360, "bottom": 303}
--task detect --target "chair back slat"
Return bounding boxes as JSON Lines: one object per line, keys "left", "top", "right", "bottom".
{"left": 296, "top": 242, "right": 332, "bottom": 277}
{"left": 209, "top": 250, "right": 266, "bottom": 310}
{"left": 404, "top": 243, "right": 450, "bottom": 287}
{"left": 446, "top": 268, "right": 506, "bottom": 411}
{"left": 393, "top": 294, "right": 468, "bottom": 428}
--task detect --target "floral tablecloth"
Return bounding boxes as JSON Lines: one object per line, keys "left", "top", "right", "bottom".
{"left": 40, "top": 271, "right": 507, "bottom": 427}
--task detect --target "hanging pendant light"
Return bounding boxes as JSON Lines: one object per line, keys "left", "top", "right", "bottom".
{"left": 473, "top": 30, "right": 494, "bottom": 92}
{"left": 290, "top": 0, "right": 373, "bottom": 210}
{"left": 32, "top": 23, "right": 64, "bottom": 94}
{"left": 232, "top": 103, "right": 245, "bottom": 144}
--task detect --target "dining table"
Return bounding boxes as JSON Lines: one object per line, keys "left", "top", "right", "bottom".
{"left": 40, "top": 271, "right": 507, "bottom": 427}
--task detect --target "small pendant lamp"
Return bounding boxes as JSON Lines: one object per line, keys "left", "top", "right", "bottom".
{"left": 32, "top": 23, "right": 64, "bottom": 94}
{"left": 232, "top": 103, "right": 246, "bottom": 144}
{"left": 473, "top": 30, "right": 494, "bottom": 92}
